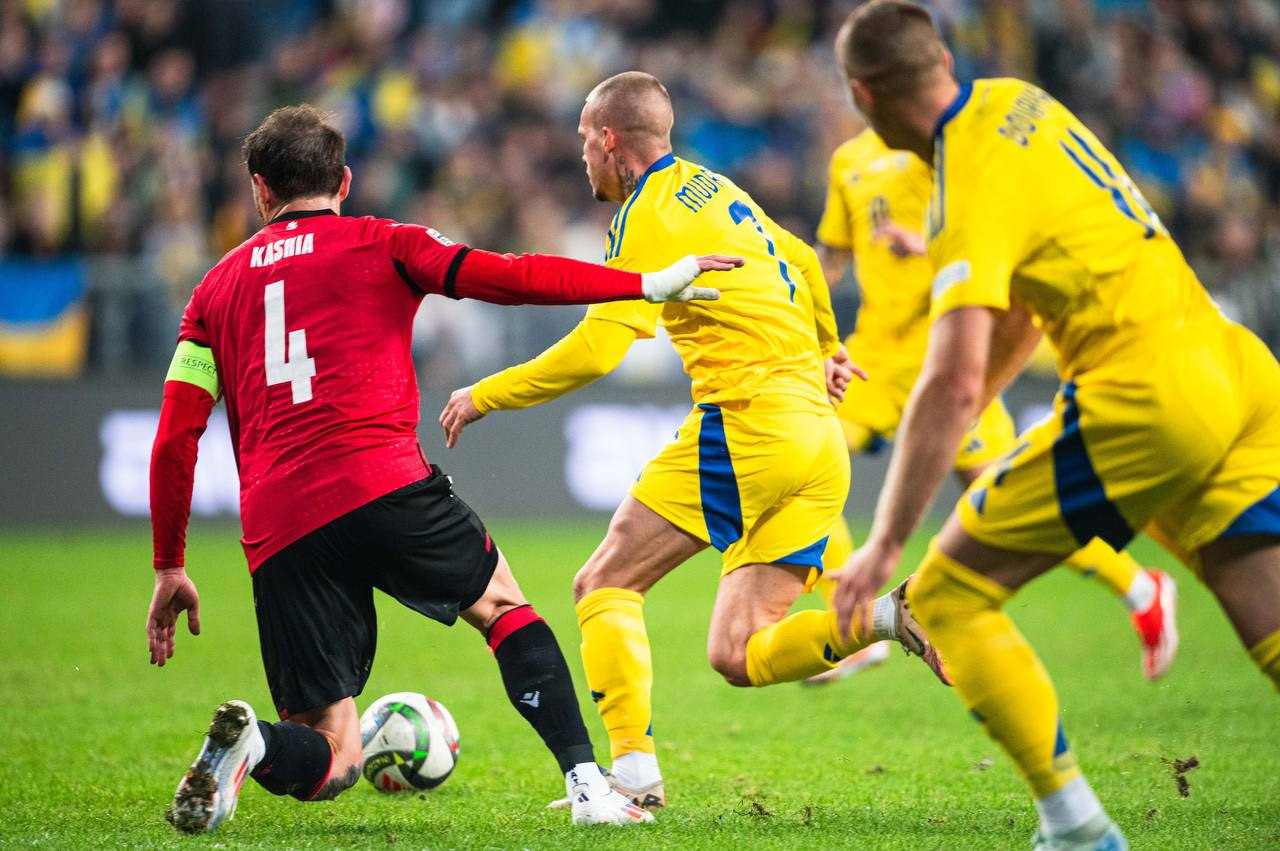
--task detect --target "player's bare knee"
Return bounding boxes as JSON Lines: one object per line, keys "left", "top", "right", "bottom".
{"left": 707, "top": 643, "right": 751, "bottom": 687}
{"left": 573, "top": 541, "right": 628, "bottom": 601}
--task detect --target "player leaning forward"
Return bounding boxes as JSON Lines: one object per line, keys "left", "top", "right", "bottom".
{"left": 145, "top": 105, "right": 734, "bottom": 832}
{"left": 831, "top": 3, "right": 1280, "bottom": 850}
{"left": 440, "top": 71, "right": 948, "bottom": 810}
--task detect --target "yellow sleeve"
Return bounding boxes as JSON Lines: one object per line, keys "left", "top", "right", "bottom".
{"left": 470, "top": 315, "right": 639, "bottom": 413}
{"left": 927, "top": 150, "right": 1029, "bottom": 320}
{"left": 765, "top": 214, "right": 841, "bottom": 359}
{"left": 816, "top": 151, "right": 852, "bottom": 250}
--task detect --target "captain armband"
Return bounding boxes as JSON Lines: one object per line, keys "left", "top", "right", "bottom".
{"left": 165, "top": 340, "right": 220, "bottom": 399}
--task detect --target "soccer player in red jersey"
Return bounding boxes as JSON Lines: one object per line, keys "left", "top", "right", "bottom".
{"left": 144, "top": 105, "right": 736, "bottom": 833}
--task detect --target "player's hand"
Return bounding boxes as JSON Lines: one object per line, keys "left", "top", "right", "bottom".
{"left": 640, "top": 254, "right": 742, "bottom": 303}
{"left": 147, "top": 567, "right": 201, "bottom": 667}
{"left": 824, "top": 346, "right": 867, "bottom": 406}
{"left": 834, "top": 538, "right": 901, "bottom": 644}
{"left": 440, "top": 385, "right": 485, "bottom": 449}
{"left": 873, "top": 220, "right": 927, "bottom": 258}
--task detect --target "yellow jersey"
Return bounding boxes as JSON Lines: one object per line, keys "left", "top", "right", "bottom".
{"left": 817, "top": 129, "right": 934, "bottom": 366}
{"left": 927, "top": 78, "right": 1221, "bottom": 376}
{"left": 592, "top": 152, "right": 840, "bottom": 411}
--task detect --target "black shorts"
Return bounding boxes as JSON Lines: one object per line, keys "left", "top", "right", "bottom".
{"left": 252, "top": 465, "right": 499, "bottom": 718}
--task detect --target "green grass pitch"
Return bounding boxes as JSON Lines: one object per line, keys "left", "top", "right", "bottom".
{"left": 1, "top": 522, "right": 1278, "bottom": 849}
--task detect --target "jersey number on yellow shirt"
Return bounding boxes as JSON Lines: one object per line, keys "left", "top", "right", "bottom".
{"left": 728, "top": 200, "right": 795, "bottom": 302}
{"left": 1058, "top": 128, "right": 1166, "bottom": 239}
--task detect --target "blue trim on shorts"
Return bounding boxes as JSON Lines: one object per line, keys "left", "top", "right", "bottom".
{"left": 1221, "top": 485, "right": 1280, "bottom": 539}
{"left": 1051, "top": 381, "right": 1134, "bottom": 550}
{"left": 697, "top": 403, "right": 743, "bottom": 551}
{"left": 776, "top": 536, "right": 829, "bottom": 570}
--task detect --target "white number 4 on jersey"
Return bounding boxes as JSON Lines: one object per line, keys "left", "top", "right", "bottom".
{"left": 264, "top": 280, "right": 316, "bottom": 404}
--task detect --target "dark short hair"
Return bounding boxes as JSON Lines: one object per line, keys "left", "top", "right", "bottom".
{"left": 836, "top": 0, "right": 946, "bottom": 95}
{"left": 242, "top": 105, "right": 346, "bottom": 202}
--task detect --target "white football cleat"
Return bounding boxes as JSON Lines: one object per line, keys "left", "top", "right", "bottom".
{"left": 170, "top": 700, "right": 264, "bottom": 834}
{"left": 1131, "top": 569, "right": 1178, "bottom": 680}
{"left": 892, "top": 577, "right": 951, "bottom": 685}
{"left": 569, "top": 785, "right": 654, "bottom": 825}
{"left": 1032, "top": 816, "right": 1127, "bottom": 851}
{"left": 548, "top": 768, "right": 665, "bottom": 811}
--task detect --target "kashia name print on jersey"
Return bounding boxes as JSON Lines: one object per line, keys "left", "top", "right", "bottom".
{"left": 250, "top": 233, "right": 316, "bottom": 268}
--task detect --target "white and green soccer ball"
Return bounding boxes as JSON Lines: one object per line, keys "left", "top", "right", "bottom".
{"left": 359, "top": 692, "right": 460, "bottom": 793}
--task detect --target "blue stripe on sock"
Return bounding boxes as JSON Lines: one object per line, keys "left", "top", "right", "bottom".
{"left": 1051, "top": 381, "right": 1133, "bottom": 550}
{"left": 1053, "top": 721, "right": 1069, "bottom": 758}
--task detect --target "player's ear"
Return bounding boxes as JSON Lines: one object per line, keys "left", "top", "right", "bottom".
{"left": 941, "top": 46, "right": 954, "bottom": 76}
{"left": 601, "top": 126, "right": 618, "bottom": 157}
{"left": 850, "top": 79, "right": 873, "bottom": 114}
{"left": 251, "top": 173, "right": 273, "bottom": 215}
{"left": 337, "top": 166, "right": 352, "bottom": 203}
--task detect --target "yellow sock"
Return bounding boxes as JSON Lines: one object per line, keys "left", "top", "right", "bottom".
{"left": 1249, "top": 629, "right": 1280, "bottom": 692}
{"left": 745, "top": 604, "right": 880, "bottom": 686}
{"left": 812, "top": 514, "right": 855, "bottom": 607}
{"left": 1061, "top": 537, "right": 1141, "bottom": 598}
{"left": 910, "top": 542, "right": 1080, "bottom": 797}
{"left": 575, "top": 588, "right": 655, "bottom": 759}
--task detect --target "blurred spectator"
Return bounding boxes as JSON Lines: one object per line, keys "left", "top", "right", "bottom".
{"left": 1, "top": 0, "right": 1278, "bottom": 378}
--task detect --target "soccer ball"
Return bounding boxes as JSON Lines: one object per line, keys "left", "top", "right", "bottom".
{"left": 359, "top": 692, "right": 460, "bottom": 793}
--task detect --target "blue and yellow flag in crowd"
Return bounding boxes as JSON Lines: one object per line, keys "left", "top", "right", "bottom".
{"left": 0, "top": 259, "right": 89, "bottom": 378}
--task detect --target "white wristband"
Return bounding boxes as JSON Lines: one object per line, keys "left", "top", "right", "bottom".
{"left": 641, "top": 255, "right": 702, "bottom": 302}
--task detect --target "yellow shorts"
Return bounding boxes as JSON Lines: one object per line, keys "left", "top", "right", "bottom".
{"left": 958, "top": 321, "right": 1280, "bottom": 574}
{"left": 836, "top": 356, "right": 1014, "bottom": 471}
{"left": 630, "top": 400, "right": 850, "bottom": 576}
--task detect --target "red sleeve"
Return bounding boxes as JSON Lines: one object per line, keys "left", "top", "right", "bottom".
{"left": 448, "top": 249, "right": 644, "bottom": 305}
{"left": 178, "top": 288, "right": 208, "bottom": 345}
{"left": 383, "top": 220, "right": 644, "bottom": 305}
{"left": 150, "top": 381, "right": 215, "bottom": 570}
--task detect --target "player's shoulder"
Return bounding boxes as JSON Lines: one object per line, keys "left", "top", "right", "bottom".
{"left": 830, "top": 128, "right": 888, "bottom": 170}
{"left": 944, "top": 78, "right": 1057, "bottom": 141}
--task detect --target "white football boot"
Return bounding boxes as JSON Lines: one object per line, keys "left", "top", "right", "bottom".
{"left": 555, "top": 765, "right": 653, "bottom": 825}
{"left": 569, "top": 785, "right": 654, "bottom": 825}
{"left": 892, "top": 577, "right": 952, "bottom": 685}
{"left": 1032, "top": 813, "right": 1128, "bottom": 851}
{"left": 548, "top": 767, "right": 666, "bottom": 812}
{"left": 170, "top": 700, "right": 265, "bottom": 834}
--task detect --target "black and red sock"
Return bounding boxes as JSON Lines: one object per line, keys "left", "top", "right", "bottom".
{"left": 250, "top": 720, "right": 334, "bottom": 800}
{"left": 487, "top": 605, "right": 595, "bottom": 773}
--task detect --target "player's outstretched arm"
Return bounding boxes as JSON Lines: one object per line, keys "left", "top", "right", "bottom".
{"left": 445, "top": 248, "right": 736, "bottom": 305}
{"left": 147, "top": 340, "right": 217, "bottom": 665}
{"left": 439, "top": 316, "right": 639, "bottom": 448}
{"left": 834, "top": 305, "right": 994, "bottom": 640}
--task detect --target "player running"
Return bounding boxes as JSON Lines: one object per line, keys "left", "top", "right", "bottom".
{"left": 807, "top": 126, "right": 1178, "bottom": 684}
{"left": 831, "top": 3, "right": 1280, "bottom": 849}
{"left": 439, "top": 72, "right": 948, "bottom": 812}
{"left": 145, "top": 105, "right": 734, "bottom": 833}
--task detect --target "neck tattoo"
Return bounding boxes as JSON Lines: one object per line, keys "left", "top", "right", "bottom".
{"left": 618, "top": 166, "right": 639, "bottom": 199}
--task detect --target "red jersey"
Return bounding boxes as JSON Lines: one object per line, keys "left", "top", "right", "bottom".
{"left": 169, "top": 209, "right": 647, "bottom": 570}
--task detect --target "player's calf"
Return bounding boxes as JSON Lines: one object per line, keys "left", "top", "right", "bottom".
{"left": 171, "top": 699, "right": 354, "bottom": 835}
{"left": 1200, "top": 534, "right": 1280, "bottom": 690}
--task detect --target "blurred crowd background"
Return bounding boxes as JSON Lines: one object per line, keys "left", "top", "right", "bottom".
{"left": 1, "top": 0, "right": 1278, "bottom": 383}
